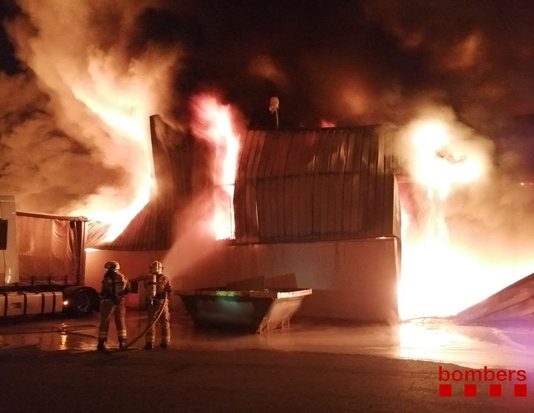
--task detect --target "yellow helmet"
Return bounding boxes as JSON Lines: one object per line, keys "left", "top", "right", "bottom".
{"left": 104, "top": 261, "right": 120, "bottom": 271}
{"left": 149, "top": 260, "right": 163, "bottom": 274}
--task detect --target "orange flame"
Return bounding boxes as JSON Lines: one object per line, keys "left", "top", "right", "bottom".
{"left": 397, "top": 118, "right": 534, "bottom": 319}
{"left": 6, "top": 2, "right": 177, "bottom": 245}
{"left": 69, "top": 63, "right": 154, "bottom": 242}
{"left": 66, "top": 55, "right": 177, "bottom": 243}
{"left": 191, "top": 94, "right": 240, "bottom": 239}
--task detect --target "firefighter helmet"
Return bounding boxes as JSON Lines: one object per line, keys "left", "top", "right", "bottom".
{"left": 104, "top": 260, "right": 120, "bottom": 271}
{"left": 149, "top": 260, "right": 163, "bottom": 274}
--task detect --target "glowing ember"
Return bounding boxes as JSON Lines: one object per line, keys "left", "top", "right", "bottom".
{"left": 191, "top": 94, "right": 241, "bottom": 239}
{"left": 320, "top": 119, "right": 336, "bottom": 128}
{"left": 397, "top": 117, "right": 534, "bottom": 320}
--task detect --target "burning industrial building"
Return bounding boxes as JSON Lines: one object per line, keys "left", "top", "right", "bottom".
{"left": 2, "top": 1, "right": 534, "bottom": 324}
{"left": 95, "top": 111, "right": 403, "bottom": 322}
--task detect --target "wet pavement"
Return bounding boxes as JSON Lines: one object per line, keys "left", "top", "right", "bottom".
{"left": 1, "top": 311, "right": 534, "bottom": 370}
{"left": 1, "top": 312, "right": 534, "bottom": 412}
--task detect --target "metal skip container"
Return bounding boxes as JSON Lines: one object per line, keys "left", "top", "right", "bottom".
{"left": 178, "top": 288, "right": 312, "bottom": 334}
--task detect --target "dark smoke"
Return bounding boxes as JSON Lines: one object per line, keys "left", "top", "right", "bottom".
{"left": 1, "top": 0, "right": 534, "bottom": 212}
{"left": 0, "top": 71, "right": 124, "bottom": 212}
{"left": 157, "top": 1, "right": 534, "bottom": 129}
{"left": 1, "top": 0, "right": 178, "bottom": 214}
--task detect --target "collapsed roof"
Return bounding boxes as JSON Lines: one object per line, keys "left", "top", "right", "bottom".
{"left": 456, "top": 273, "right": 534, "bottom": 323}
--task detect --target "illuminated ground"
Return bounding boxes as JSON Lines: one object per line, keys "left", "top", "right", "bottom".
{"left": 1, "top": 312, "right": 533, "bottom": 412}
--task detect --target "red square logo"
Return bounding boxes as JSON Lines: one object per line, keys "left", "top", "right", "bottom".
{"left": 489, "top": 384, "right": 502, "bottom": 398}
{"left": 464, "top": 384, "right": 477, "bottom": 397}
{"left": 439, "top": 384, "right": 452, "bottom": 397}
{"left": 514, "top": 384, "right": 527, "bottom": 397}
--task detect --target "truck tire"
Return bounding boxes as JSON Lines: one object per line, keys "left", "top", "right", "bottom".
{"left": 63, "top": 287, "right": 98, "bottom": 316}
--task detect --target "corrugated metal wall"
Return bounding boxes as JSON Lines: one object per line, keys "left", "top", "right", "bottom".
{"left": 87, "top": 115, "right": 194, "bottom": 250}
{"left": 234, "top": 127, "right": 400, "bottom": 243}
{"left": 89, "top": 121, "right": 401, "bottom": 250}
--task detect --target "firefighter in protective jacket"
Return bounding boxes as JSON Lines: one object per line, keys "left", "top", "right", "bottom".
{"left": 144, "top": 260, "right": 172, "bottom": 349}
{"left": 97, "top": 261, "right": 131, "bottom": 351}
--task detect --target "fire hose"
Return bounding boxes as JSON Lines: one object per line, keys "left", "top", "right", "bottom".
{"left": 56, "top": 299, "right": 168, "bottom": 351}
{"left": 120, "top": 299, "right": 167, "bottom": 351}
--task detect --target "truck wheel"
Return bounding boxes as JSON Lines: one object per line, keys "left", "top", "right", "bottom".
{"left": 64, "top": 287, "right": 98, "bottom": 316}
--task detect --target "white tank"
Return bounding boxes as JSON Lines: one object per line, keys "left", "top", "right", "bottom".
{"left": 6, "top": 293, "right": 24, "bottom": 317}
{"left": 24, "top": 292, "right": 44, "bottom": 315}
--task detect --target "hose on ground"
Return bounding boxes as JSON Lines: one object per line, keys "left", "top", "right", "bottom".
{"left": 55, "top": 300, "right": 167, "bottom": 351}
{"left": 120, "top": 299, "right": 167, "bottom": 351}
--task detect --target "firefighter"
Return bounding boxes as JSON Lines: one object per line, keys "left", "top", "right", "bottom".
{"left": 144, "top": 260, "right": 172, "bottom": 350}
{"left": 96, "top": 261, "right": 131, "bottom": 351}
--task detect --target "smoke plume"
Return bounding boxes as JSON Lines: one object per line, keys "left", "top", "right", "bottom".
{"left": 2, "top": 0, "right": 534, "bottom": 215}
{"left": 2, "top": 0, "right": 179, "bottom": 216}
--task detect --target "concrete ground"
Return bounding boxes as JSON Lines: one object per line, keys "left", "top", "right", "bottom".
{"left": 1, "top": 311, "right": 533, "bottom": 412}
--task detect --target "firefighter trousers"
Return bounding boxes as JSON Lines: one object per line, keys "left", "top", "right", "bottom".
{"left": 145, "top": 299, "right": 170, "bottom": 345}
{"left": 98, "top": 299, "right": 127, "bottom": 342}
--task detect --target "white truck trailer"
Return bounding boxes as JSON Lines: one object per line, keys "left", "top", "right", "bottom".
{"left": 0, "top": 195, "right": 98, "bottom": 317}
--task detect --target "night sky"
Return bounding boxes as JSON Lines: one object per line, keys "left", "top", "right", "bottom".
{"left": 0, "top": 2, "right": 20, "bottom": 74}
{"left": 127, "top": 0, "right": 534, "bottom": 130}
{"left": 1, "top": 0, "right": 534, "bottom": 212}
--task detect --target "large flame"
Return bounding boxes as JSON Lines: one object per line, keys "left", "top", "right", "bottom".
{"left": 63, "top": 51, "right": 177, "bottom": 243}
{"left": 398, "top": 117, "right": 534, "bottom": 320}
{"left": 6, "top": 1, "right": 177, "bottom": 244}
{"left": 191, "top": 94, "right": 240, "bottom": 239}
{"left": 66, "top": 58, "right": 157, "bottom": 243}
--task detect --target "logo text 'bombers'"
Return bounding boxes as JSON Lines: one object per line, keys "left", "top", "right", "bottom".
{"left": 438, "top": 366, "right": 528, "bottom": 398}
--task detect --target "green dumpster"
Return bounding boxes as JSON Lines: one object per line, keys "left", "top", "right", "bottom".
{"left": 178, "top": 288, "right": 312, "bottom": 334}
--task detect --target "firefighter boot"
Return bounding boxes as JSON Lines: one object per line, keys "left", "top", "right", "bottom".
{"left": 119, "top": 339, "right": 127, "bottom": 349}
{"left": 160, "top": 342, "right": 168, "bottom": 349}
{"left": 96, "top": 340, "right": 107, "bottom": 352}
{"left": 144, "top": 342, "right": 154, "bottom": 350}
